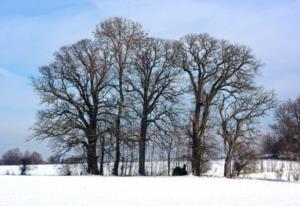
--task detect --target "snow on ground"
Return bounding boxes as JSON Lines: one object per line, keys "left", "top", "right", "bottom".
{"left": 1, "top": 159, "right": 300, "bottom": 182}
{"left": 1, "top": 160, "right": 300, "bottom": 205}
{"left": 1, "top": 175, "right": 300, "bottom": 206}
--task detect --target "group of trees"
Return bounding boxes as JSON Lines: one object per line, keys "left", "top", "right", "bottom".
{"left": 31, "top": 17, "right": 275, "bottom": 177}
{"left": 0, "top": 148, "right": 44, "bottom": 165}
{"left": 262, "top": 96, "right": 300, "bottom": 160}
{"left": 0, "top": 148, "right": 84, "bottom": 165}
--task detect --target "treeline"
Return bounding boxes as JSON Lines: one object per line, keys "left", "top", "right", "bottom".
{"left": 0, "top": 148, "right": 84, "bottom": 165}
{"left": 31, "top": 17, "right": 276, "bottom": 177}
{"left": 262, "top": 96, "right": 300, "bottom": 160}
{"left": 0, "top": 148, "right": 44, "bottom": 165}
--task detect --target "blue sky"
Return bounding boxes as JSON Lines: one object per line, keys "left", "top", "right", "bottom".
{"left": 0, "top": 0, "right": 299, "bottom": 158}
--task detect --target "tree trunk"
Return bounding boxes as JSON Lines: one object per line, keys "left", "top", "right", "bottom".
{"left": 113, "top": 74, "right": 125, "bottom": 176}
{"left": 86, "top": 125, "right": 99, "bottom": 175}
{"left": 112, "top": 133, "right": 120, "bottom": 176}
{"left": 129, "top": 149, "right": 133, "bottom": 176}
{"left": 167, "top": 150, "right": 171, "bottom": 176}
{"left": 99, "top": 137, "right": 105, "bottom": 175}
{"left": 224, "top": 151, "right": 233, "bottom": 178}
{"left": 192, "top": 101, "right": 201, "bottom": 176}
{"left": 86, "top": 140, "right": 99, "bottom": 175}
{"left": 138, "top": 117, "right": 148, "bottom": 176}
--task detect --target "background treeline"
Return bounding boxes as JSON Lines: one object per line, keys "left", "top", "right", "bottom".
{"left": 262, "top": 97, "right": 300, "bottom": 160}
{"left": 29, "top": 17, "right": 283, "bottom": 177}
{"left": 0, "top": 148, "right": 44, "bottom": 165}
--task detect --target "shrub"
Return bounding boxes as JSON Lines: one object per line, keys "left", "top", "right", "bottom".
{"left": 172, "top": 164, "right": 187, "bottom": 176}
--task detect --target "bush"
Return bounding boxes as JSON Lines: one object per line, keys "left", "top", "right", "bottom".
{"left": 172, "top": 164, "right": 187, "bottom": 176}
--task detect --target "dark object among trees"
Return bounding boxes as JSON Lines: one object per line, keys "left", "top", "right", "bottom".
{"left": 172, "top": 164, "right": 188, "bottom": 176}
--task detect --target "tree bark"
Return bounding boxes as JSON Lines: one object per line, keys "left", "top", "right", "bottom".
{"left": 167, "top": 150, "right": 171, "bottom": 176}
{"left": 224, "top": 151, "right": 233, "bottom": 178}
{"left": 86, "top": 124, "right": 99, "bottom": 175}
{"left": 192, "top": 100, "right": 201, "bottom": 176}
{"left": 112, "top": 89, "right": 124, "bottom": 176}
{"left": 138, "top": 117, "right": 148, "bottom": 176}
{"left": 112, "top": 125, "right": 121, "bottom": 176}
{"left": 86, "top": 140, "right": 99, "bottom": 175}
{"left": 99, "top": 137, "right": 105, "bottom": 175}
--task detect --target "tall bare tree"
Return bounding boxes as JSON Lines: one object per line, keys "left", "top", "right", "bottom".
{"left": 95, "top": 17, "right": 146, "bottom": 176}
{"left": 32, "top": 39, "right": 113, "bottom": 175}
{"left": 174, "top": 33, "right": 261, "bottom": 175}
{"left": 127, "top": 37, "right": 182, "bottom": 175}
{"left": 218, "top": 89, "right": 275, "bottom": 177}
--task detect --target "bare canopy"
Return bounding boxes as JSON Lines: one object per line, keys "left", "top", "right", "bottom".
{"left": 174, "top": 33, "right": 261, "bottom": 175}
{"left": 32, "top": 39, "right": 113, "bottom": 175}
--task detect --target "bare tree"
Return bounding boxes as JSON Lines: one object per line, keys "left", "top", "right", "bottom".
{"left": 20, "top": 157, "right": 31, "bottom": 175}
{"left": 268, "top": 96, "right": 300, "bottom": 159}
{"left": 47, "top": 154, "right": 61, "bottom": 164}
{"left": 261, "top": 133, "right": 280, "bottom": 158}
{"left": 127, "top": 37, "right": 182, "bottom": 175}
{"left": 29, "top": 152, "right": 44, "bottom": 164}
{"left": 32, "top": 39, "right": 113, "bottom": 175}
{"left": 174, "top": 33, "right": 261, "bottom": 175}
{"left": 218, "top": 89, "right": 275, "bottom": 177}
{"left": 2, "top": 148, "right": 23, "bottom": 165}
{"left": 95, "top": 17, "right": 145, "bottom": 176}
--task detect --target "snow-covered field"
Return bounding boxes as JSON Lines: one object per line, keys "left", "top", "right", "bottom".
{"left": 0, "top": 159, "right": 300, "bottom": 205}
{"left": 1, "top": 175, "right": 300, "bottom": 206}
{"left": 1, "top": 159, "right": 300, "bottom": 182}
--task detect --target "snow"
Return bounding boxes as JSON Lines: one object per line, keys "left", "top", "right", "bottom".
{"left": 1, "top": 159, "right": 300, "bottom": 181}
{"left": 1, "top": 160, "right": 300, "bottom": 205}
{"left": 1, "top": 175, "right": 300, "bottom": 206}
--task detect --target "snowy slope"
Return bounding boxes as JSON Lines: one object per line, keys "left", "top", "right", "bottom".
{"left": 1, "top": 176, "right": 300, "bottom": 206}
